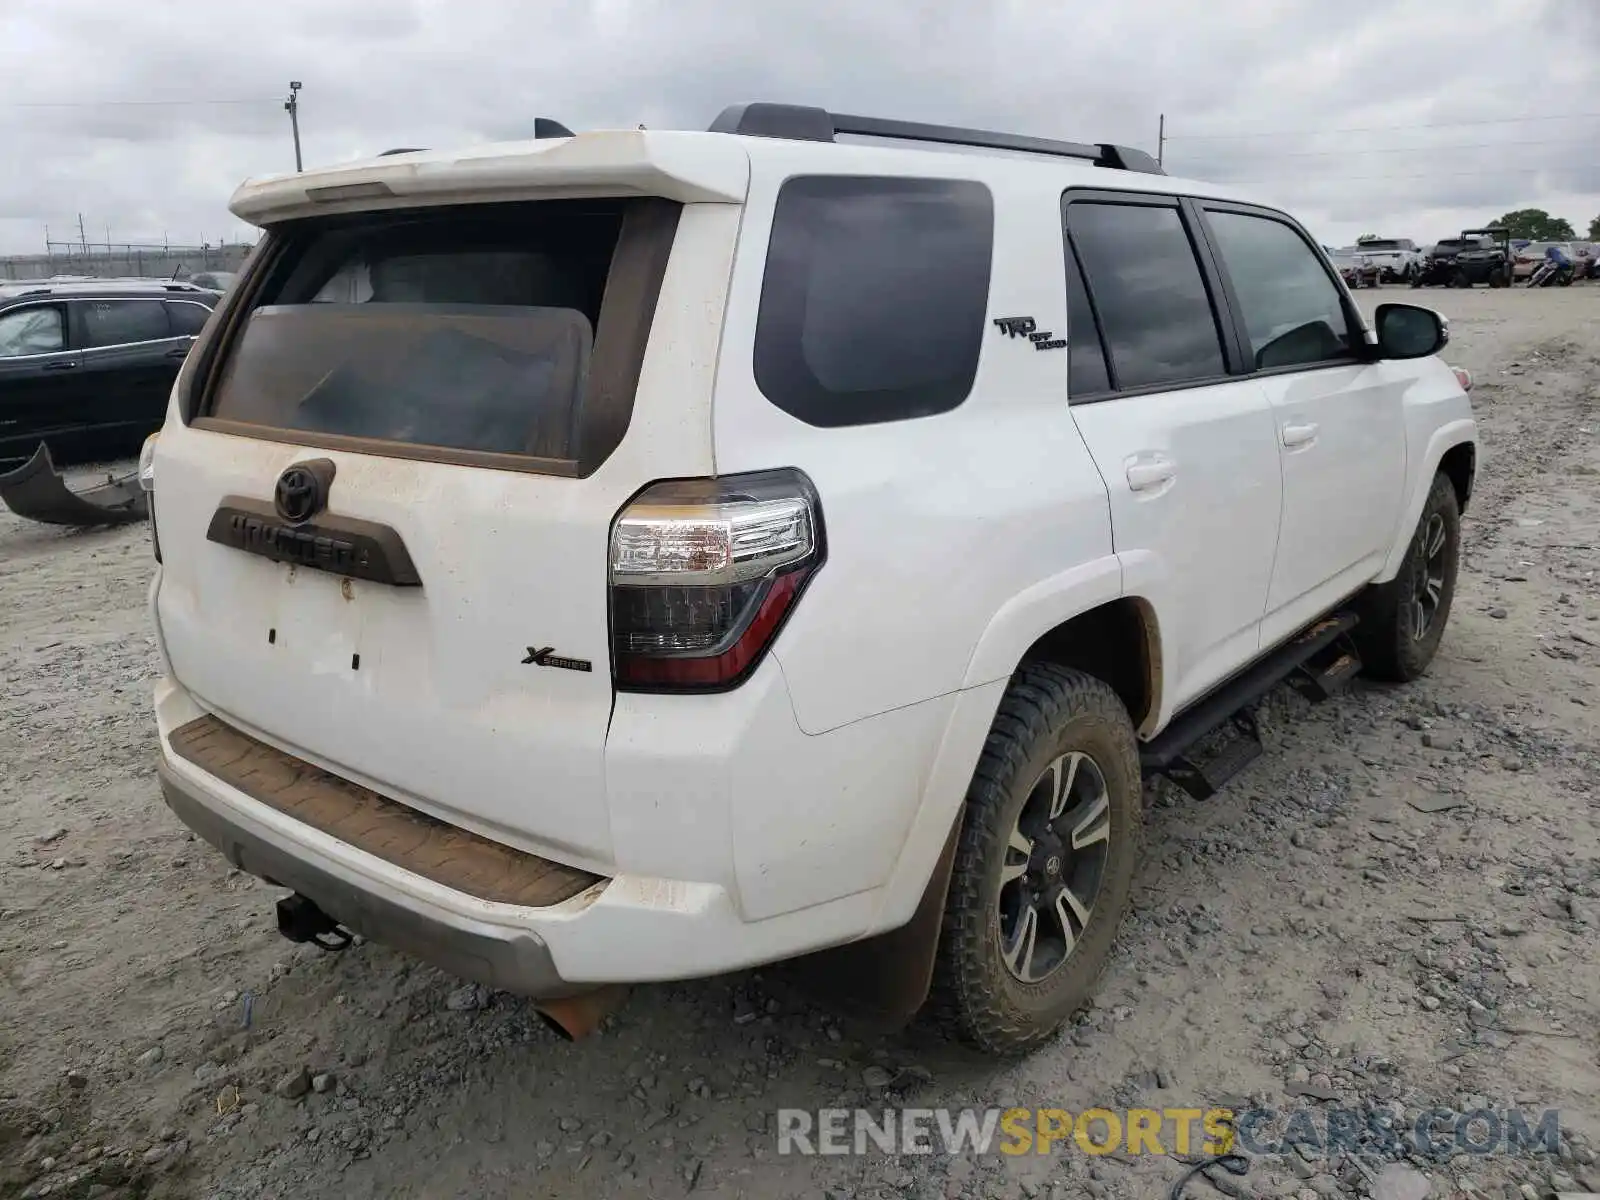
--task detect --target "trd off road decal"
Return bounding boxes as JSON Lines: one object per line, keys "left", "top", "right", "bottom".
{"left": 992, "top": 316, "right": 1066, "bottom": 351}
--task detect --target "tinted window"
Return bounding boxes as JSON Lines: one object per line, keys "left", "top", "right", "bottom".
{"left": 1067, "top": 203, "right": 1225, "bottom": 389}
{"left": 208, "top": 199, "right": 644, "bottom": 462}
{"left": 0, "top": 306, "right": 65, "bottom": 356}
{"left": 82, "top": 299, "right": 170, "bottom": 348}
{"left": 1206, "top": 211, "right": 1355, "bottom": 370}
{"left": 1064, "top": 244, "right": 1111, "bottom": 397}
{"left": 754, "top": 176, "right": 994, "bottom": 427}
{"left": 167, "top": 300, "right": 212, "bottom": 336}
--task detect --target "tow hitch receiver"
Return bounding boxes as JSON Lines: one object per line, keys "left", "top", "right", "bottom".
{"left": 275, "top": 894, "right": 353, "bottom": 952}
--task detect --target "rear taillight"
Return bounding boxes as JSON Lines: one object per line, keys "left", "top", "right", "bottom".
{"left": 1452, "top": 367, "right": 1473, "bottom": 392}
{"left": 609, "top": 468, "right": 824, "bottom": 691}
{"left": 138, "top": 433, "right": 161, "bottom": 562}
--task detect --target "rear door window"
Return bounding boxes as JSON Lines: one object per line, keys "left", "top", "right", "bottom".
{"left": 0, "top": 305, "right": 66, "bottom": 356}
{"left": 1065, "top": 201, "right": 1227, "bottom": 390}
{"left": 200, "top": 198, "right": 677, "bottom": 469}
{"left": 1063, "top": 244, "right": 1111, "bottom": 398}
{"left": 753, "top": 176, "right": 994, "bottom": 427}
{"left": 81, "top": 299, "right": 171, "bottom": 348}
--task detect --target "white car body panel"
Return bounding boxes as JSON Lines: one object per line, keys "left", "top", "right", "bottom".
{"left": 146, "top": 125, "right": 1479, "bottom": 992}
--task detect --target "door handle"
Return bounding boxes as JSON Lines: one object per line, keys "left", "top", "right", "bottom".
{"left": 1281, "top": 422, "right": 1319, "bottom": 449}
{"left": 1125, "top": 457, "right": 1177, "bottom": 492}
{"left": 164, "top": 347, "right": 191, "bottom": 360}
{"left": 42, "top": 360, "right": 78, "bottom": 372}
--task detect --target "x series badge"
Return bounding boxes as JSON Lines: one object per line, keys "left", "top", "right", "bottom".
{"left": 522, "top": 646, "right": 593, "bottom": 673}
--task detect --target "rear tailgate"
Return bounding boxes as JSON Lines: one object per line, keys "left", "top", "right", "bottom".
{"left": 153, "top": 146, "right": 745, "bottom": 870}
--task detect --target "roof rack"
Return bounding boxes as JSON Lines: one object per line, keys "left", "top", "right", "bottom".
{"left": 3, "top": 279, "right": 211, "bottom": 299}
{"left": 708, "top": 102, "right": 1165, "bottom": 175}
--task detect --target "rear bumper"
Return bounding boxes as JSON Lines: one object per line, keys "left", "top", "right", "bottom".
{"left": 153, "top": 675, "right": 910, "bottom": 995}
{"left": 158, "top": 758, "right": 570, "bottom": 995}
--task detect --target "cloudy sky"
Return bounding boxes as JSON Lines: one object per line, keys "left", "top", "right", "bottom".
{"left": 2, "top": 0, "right": 1596, "bottom": 256}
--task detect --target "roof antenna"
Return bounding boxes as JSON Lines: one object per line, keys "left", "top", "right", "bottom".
{"left": 534, "top": 117, "right": 574, "bottom": 139}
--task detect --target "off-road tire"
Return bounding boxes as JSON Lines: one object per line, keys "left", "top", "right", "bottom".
{"left": 1354, "top": 472, "right": 1461, "bottom": 682}
{"left": 927, "top": 663, "right": 1141, "bottom": 1055}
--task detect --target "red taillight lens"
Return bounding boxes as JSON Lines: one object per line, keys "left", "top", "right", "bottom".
{"left": 609, "top": 469, "right": 824, "bottom": 692}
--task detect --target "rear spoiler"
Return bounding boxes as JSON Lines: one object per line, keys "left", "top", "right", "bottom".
{"left": 228, "top": 130, "right": 750, "bottom": 225}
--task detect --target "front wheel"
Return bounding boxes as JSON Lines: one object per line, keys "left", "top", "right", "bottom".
{"left": 1354, "top": 472, "right": 1461, "bottom": 682}
{"left": 929, "top": 664, "right": 1141, "bottom": 1055}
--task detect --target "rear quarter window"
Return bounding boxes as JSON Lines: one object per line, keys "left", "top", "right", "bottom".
{"left": 752, "top": 176, "right": 994, "bottom": 427}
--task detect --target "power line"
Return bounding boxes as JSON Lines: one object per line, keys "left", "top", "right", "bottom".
{"left": 1188, "top": 164, "right": 1597, "bottom": 184}
{"left": 1, "top": 97, "right": 276, "bottom": 109}
{"left": 1166, "top": 111, "right": 1600, "bottom": 141}
{"left": 1200, "top": 136, "right": 1584, "bottom": 160}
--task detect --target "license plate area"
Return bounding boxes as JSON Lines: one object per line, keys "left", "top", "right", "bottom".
{"left": 266, "top": 565, "right": 371, "bottom": 682}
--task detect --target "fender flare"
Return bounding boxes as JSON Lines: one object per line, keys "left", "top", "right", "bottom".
{"left": 1376, "top": 418, "right": 1477, "bottom": 582}
{"left": 959, "top": 555, "right": 1125, "bottom": 689}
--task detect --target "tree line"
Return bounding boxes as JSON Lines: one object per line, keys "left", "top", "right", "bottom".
{"left": 1483, "top": 209, "right": 1600, "bottom": 242}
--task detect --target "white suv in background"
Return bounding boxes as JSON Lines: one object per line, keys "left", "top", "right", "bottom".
{"left": 1352, "top": 236, "right": 1425, "bottom": 284}
{"left": 144, "top": 103, "right": 1478, "bottom": 1054}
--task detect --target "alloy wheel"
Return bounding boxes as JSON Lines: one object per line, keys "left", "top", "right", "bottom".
{"left": 997, "top": 750, "right": 1112, "bottom": 984}
{"left": 1409, "top": 513, "right": 1448, "bottom": 640}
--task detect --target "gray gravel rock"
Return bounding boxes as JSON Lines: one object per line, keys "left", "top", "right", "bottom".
{"left": 275, "top": 1068, "right": 312, "bottom": 1100}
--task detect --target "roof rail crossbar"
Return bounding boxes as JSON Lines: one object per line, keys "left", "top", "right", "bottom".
{"left": 707, "top": 103, "right": 1165, "bottom": 175}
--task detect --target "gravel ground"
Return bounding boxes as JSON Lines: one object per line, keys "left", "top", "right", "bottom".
{"left": 2, "top": 287, "right": 1597, "bottom": 1200}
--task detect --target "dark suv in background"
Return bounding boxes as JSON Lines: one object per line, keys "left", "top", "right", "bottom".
{"left": 1413, "top": 229, "right": 1512, "bottom": 289}
{"left": 0, "top": 280, "right": 220, "bottom": 468}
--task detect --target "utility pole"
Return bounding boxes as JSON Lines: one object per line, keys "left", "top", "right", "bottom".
{"left": 78, "top": 213, "right": 88, "bottom": 254}
{"left": 285, "top": 81, "right": 303, "bottom": 172}
{"left": 1157, "top": 113, "right": 1165, "bottom": 168}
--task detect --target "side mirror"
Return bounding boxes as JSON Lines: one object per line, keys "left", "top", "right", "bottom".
{"left": 1374, "top": 302, "right": 1447, "bottom": 359}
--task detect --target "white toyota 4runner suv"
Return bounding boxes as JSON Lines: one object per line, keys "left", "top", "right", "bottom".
{"left": 145, "top": 103, "right": 1477, "bottom": 1054}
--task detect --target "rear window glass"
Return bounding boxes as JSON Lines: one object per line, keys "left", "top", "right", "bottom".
{"left": 753, "top": 176, "right": 994, "bottom": 427}
{"left": 82, "top": 299, "right": 170, "bottom": 347}
{"left": 206, "top": 201, "right": 634, "bottom": 461}
{"left": 167, "top": 300, "right": 212, "bottom": 336}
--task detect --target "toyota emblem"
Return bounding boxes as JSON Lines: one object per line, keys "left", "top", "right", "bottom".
{"left": 273, "top": 459, "right": 336, "bottom": 524}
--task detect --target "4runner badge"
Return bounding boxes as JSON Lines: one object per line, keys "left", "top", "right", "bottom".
{"left": 993, "top": 315, "right": 1066, "bottom": 352}
{"left": 522, "top": 646, "right": 593, "bottom": 673}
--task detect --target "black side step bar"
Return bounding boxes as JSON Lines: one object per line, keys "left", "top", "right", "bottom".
{"left": 1141, "top": 611, "right": 1360, "bottom": 799}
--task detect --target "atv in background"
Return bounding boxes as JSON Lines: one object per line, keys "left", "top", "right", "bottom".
{"left": 1454, "top": 227, "right": 1513, "bottom": 288}
{"left": 1413, "top": 228, "right": 1512, "bottom": 288}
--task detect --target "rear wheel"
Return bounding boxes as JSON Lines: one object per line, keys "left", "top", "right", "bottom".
{"left": 929, "top": 664, "right": 1141, "bottom": 1055}
{"left": 1354, "top": 472, "right": 1460, "bottom": 682}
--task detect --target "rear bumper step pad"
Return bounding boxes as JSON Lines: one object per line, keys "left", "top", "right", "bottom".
{"left": 166, "top": 714, "right": 602, "bottom": 908}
